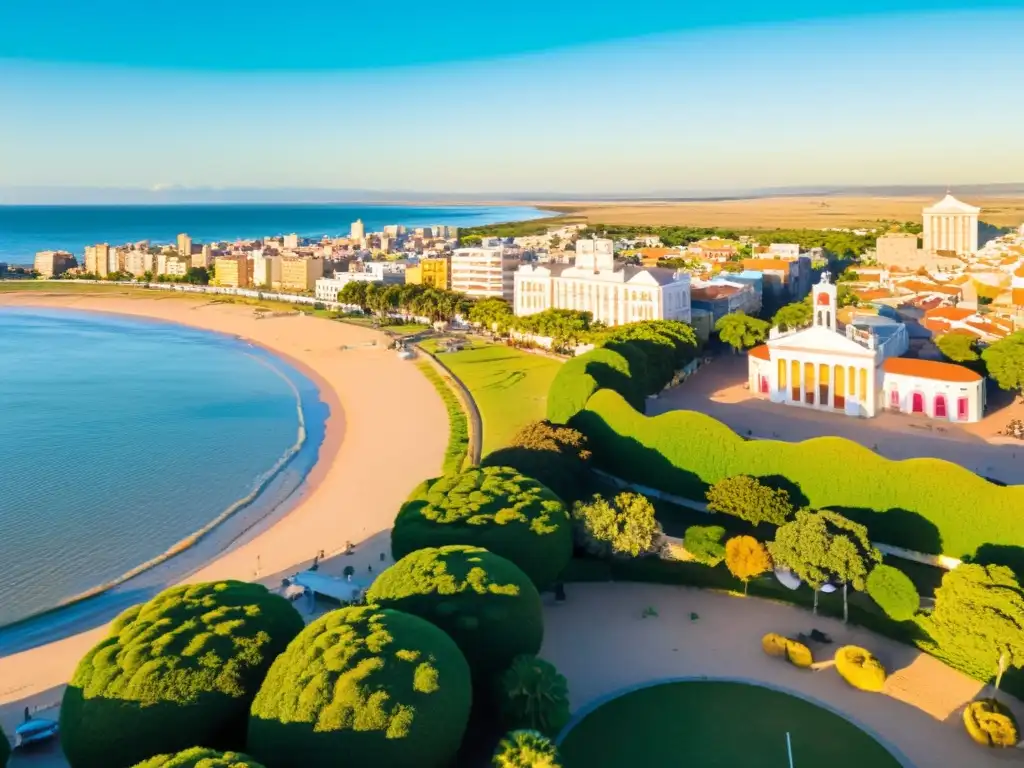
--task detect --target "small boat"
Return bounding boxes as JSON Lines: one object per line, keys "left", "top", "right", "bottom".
{"left": 15, "top": 717, "right": 59, "bottom": 748}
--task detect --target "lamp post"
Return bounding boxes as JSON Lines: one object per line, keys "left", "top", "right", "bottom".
{"left": 786, "top": 732, "right": 794, "bottom": 768}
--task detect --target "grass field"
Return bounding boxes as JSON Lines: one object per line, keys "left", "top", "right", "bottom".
{"left": 558, "top": 681, "right": 901, "bottom": 768}
{"left": 420, "top": 339, "right": 563, "bottom": 457}
{"left": 415, "top": 361, "right": 469, "bottom": 474}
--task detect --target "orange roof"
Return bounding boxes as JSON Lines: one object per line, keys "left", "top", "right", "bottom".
{"left": 924, "top": 306, "right": 975, "bottom": 322}
{"left": 883, "top": 357, "right": 982, "bottom": 383}
{"left": 639, "top": 247, "right": 679, "bottom": 259}
{"left": 1014, "top": 265, "right": 1024, "bottom": 279}
{"left": 742, "top": 258, "right": 791, "bottom": 272}
{"left": 945, "top": 327, "right": 983, "bottom": 338}
{"left": 748, "top": 344, "right": 770, "bottom": 361}
{"left": 966, "top": 320, "right": 1009, "bottom": 338}
{"left": 923, "top": 319, "right": 951, "bottom": 333}
{"left": 854, "top": 289, "right": 892, "bottom": 301}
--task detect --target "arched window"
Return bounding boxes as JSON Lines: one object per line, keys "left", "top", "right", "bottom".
{"left": 778, "top": 358, "right": 787, "bottom": 391}
{"left": 819, "top": 363, "right": 830, "bottom": 407}
{"left": 834, "top": 365, "right": 846, "bottom": 409}
{"left": 790, "top": 360, "right": 801, "bottom": 402}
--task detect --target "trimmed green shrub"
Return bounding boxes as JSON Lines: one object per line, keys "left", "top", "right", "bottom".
{"left": 834, "top": 646, "right": 887, "bottom": 692}
{"left": 575, "top": 387, "right": 1024, "bottom": 559}
{"left": 391, "top": 466, "right": 573, "bottom": 589}
{"left": 498, "top": 655, "right": 571, "bottom": 737}
{"left": 683, "top": 525, "right": 726, "bottom": 566}
{"left": 761, "top": 633, "right": 813, "bottom": 668}
{"left": 492, "top": 730, "right": 563, "bottom": 768}
{"left": 248, "top": 606, "right": 472, "bottom": 768}
{"left": 963, "top": 699, "right": 1019, "bottom": 748}
{"left": 866, "top": 565, "right": 920, "bottom": 621}
{"left": 132, "top": 748, "right": 265, "bottom": 768}
{"left": 366, "top": 545, "right": 543, "bottom": 678}
{"left": 546, "top": 348, "right": 642, "bottom": 424}
{"left": 482, "top": 421, "right": 593, "bottom": 503}
{"left": 60, "top": 582, "right": 304, "bottom": 768}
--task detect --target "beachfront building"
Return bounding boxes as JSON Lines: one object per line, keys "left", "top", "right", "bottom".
{"left": 922, "top": 193, "right": 979, "bottom": 254}
{"left": 314, "top": 262, "right": 405, "bottom": 302}
{"left": 177, "top": 233, "right": 193, "bottom": 260}
{"left": 513, "top": 237, "right": 692, "bottom": 326}
{"left": 278, "top": 256, "right": 324, "bottom": 292}
{"left": 405, "top": 256, "right": 451, "bottom": 289}
{"left": 451, "top": 239, "right": 521, "bottom": 301}
{"left": 33, "top": 250, "right": 76, "bottom": 277}
{"left": 251, "top": 253, "right": 280, "bottom": 287}
{"left": 84, "top": 244, "right": 112, "bottom": 277}
{"left": 747, "top": 273, "right": 983, "bottom": 421}
{"left": 124, "top": 250, "right": 157, "bottom": 277}
{"left": 351, "top": 219, "right": 365, "bottom": 241}
{"left": 214, "top": 255, "right": 251, "bottom": 288}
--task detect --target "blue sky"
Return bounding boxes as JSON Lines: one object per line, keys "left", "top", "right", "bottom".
{"left": 1, "top": 3, "right": 1022, "bottom": 200}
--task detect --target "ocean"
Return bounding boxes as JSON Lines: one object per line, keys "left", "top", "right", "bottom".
{"left": 0, "top": 203, "right": 553, "bottom": 262}
{"left": 0, "top": 308, "right": 327, "bottom": 630}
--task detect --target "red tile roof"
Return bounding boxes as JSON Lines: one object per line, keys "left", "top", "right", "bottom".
{"left": 748, "top": 344, "right": 770, "bottom": 361}
{"left": 883, "top": 357, "right": 982, "bottom": 383}
{"left": 924, "top": 307, "right": 975, "bottom": 322}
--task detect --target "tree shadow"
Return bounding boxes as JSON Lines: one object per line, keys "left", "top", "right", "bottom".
{"left": 753, "top": 474, "right": 809, "bottom": 509}
{"left": 970, "top": 543, "right": 1024, "bottom": 581}
{"left": 827, "top": 506, "right": 943, "bottom": 555}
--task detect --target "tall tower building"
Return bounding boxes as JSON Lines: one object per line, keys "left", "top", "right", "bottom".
{"left": 350, "top": 219, "right": 365, "bottom": 241}
{"left": 177, "top": 233, "right": 193, "bottom": 259}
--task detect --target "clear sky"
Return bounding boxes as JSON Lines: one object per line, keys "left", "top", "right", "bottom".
{"left": 1, "top": 3, "right": 1022, "bottom": 200}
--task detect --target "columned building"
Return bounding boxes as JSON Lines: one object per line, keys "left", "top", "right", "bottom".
{"left": 922, "top": 193, "right": 980, "bottom": 254}
{"left": 514, "top": 238, "right": 691, "bottom": 326}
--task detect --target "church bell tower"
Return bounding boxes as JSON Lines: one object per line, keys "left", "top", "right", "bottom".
{"left": 813, "top": 272, "right": 838, "bottom": 333}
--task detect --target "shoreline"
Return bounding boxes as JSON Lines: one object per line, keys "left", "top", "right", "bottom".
{"left": 0, "top": 293, "right": 449, "bottom": 715}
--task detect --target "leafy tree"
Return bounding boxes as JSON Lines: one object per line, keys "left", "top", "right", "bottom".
{"left": 391, "top": 466, "right": 573, "bottom": 589}
{"left": 60, "top": 582, "right": 304, "bottom": 768}
{"left": 338, "top": 279, "right": 375, "bottom": 312}
{"left": 132, "top": 748, "right": 265, "bottom": 768}
{"left": 482, "top": 421, "right": 592, "bottom": 503}
{"left": 492, "top": 730, "right": 562, "bottom": 768}
{"left": 715, "top": 312, "right": 770, "bottom": 352}
{"left": 725, "top": 535, "right": 773, "bottom": 594}
{"left": 510, "top": 309, "right": 592, "bottom": 351}
{"left": 926, "top": 564, "right": 1024, "bottom": 692}
{"left": 366, "top": 545, "right": 543, "bottom": 678}
{"left": 683, "top": 525, "right": 727, "bottom": 565}
{"left": 142, "top": 270, "right": 154, "bottom": 283}
{"left": 248, "top": 606, "right": 472, "bottom": 768}
{"left": 572, "top": 492, "right": 662, "bottom": 559}
{"left": 469, "top": 297, "right": 515, "bottom": 333}
{"left": 705, "top": 475, "right": 794, "bottom": 527}
{"left": 936, "top": 333, "right": 981, "bottom": 364}
{"left": 982, "top": 332, "right": 1024, "bottom": 397}
{"left": 772, "top": 302, "right": 813, "bottom": 331}
{"left": 184, "top": 266, "right": 210, "bottom": 285}
{"left": 595, "top": 320, "right": 698, "bottom": 394}
{"left": 498, "top": 656, "right": 570, "bottom": 737}
{"left": 866, "top": 564, "right": 920, "bottom": 621}
{"left": 768, "top": 509, "right": 882, "bottom": 621}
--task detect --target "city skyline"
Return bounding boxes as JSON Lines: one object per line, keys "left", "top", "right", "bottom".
{"left": 2, "top": 7, "right": 1023, "bottom": 200}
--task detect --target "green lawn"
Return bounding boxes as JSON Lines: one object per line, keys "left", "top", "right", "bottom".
{"left": 421, "top": 339, "right": 563, "bottom": 457}
{"left": 558, "top": 681, "right": 901, "bottom": 768}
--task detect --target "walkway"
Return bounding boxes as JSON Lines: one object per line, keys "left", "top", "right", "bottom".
{"left": 542, "top": 582, "right": 1024, "bottom": 767}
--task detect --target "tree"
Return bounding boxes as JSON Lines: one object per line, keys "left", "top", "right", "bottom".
{"left": 184, "top": 266, "right": 209, "bottom": 285}
{"left": 937, "top": 333, "right": 981, "bottom": 364}
{"left": 596, "top": 320, "right": 699, "bottom": 394}
{"left": 391, "top": 466, "right": 573, "bottom": 589}
{"left": 481, "top": 421, "right": 592, "bottom": 503}
{"left": 469, "top": 297, "right": 514, "bottom": 334}
{"left": 142, "top": 270, "right": 154, "bottom": 283}
{"left": 571, "top": 492, "right": 662, "bottom": 559}
{"left": 498, "top": 655, "right": 570, "bottom": 737}
{"left": 866, "top": 564, "right": 919, "bottom": 621}
{"left": 683, "top": 525, "right": 727, "bottom": 565}
{"left": 60, "top": 582, "right": 305, "bottom": 768}
{"left": 926, "top": 564, "right": 1024, "bottom": 693}
{"left": 248, "top": 606, "right": 472, "bottom": 768}
{"left": 132, "top": 748, "right": 265, "bottom": 768}
{"left": 983, "top": 332, "right": 1024, "bottom": 397}
{"left": 492, "top": 730, "right": 562, "bottom": 768}
{"left": 705, "top": 475, "right": 794, "bottom": 527}
{"left": 366, "top": 545, "right": 543, "bottom": 678}
{"left": 338, "top": 279, "right": 375, "bottom": 312}
{"left": 768, "top": 509, "right": 882, "bottom": 620}
{"left": 715, "top": 312, "right": 770, "bottom": 352}
{"left": 725, "top": 535, "right": 773, "bottom": 595}
{"left": 772, "top": 302, "right": 813, "bottom": 331}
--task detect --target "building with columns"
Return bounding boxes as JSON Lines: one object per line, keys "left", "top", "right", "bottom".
{"left": 514, "top": 238, "right": 691, "bottom": 326}
{"left": 922, "top": 193, "right": 980, "bottom": 254}
{"left": 747, "top": 273, "right": 984, "bottom": 421}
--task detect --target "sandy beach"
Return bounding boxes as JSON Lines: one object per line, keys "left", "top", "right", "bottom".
{"left": 0, "top": 294, "right": 449, "bottom": 731}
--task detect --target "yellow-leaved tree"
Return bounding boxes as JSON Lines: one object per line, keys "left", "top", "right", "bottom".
{"left": 725, "top": 535, "right": 773, "bottom": 595}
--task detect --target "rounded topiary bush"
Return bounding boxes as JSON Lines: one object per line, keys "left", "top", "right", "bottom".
{"left": 497, "top": 655, "right": 571, "bottom": 737}
{"left": 492, "top": 730, "right": 562, "bottom": 768}
{"left": 60, "top": 581, "right": 304, "bottom": 768}
{"left": 546, "top": 348, "right": 642, "bottom": 424}
{"left": 866, "top": 565, "right": 919, "bottom": 621}
{"left": 132, "top": 748, "right": 266, "bottom": 768}
{"left": 963, "top": 699, "right": 1019, "bottom": 748}
{"left": 247, "top": 605, "right": 472, "bottom": 768}
{"left": 834, "top": 646, "right": 887, "bottom": 692}
{"left": 391, "top": 466, "right": 573, "bottom": 589}
{"left": 761, "top": 633, "right": 812, "bottom": 668}
{"left": 366, "top": 545, "right": 543, "bottom": 679}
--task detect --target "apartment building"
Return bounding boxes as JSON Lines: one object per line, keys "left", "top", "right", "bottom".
{"left": 214, "top": 255, "right": 251, "bottom": 288}
{"left": 84, "top": 244, "right": 111, "bottom": 277}
{"left": 283, "top": 233, "right": 300, "bottom": 250}
{"left": 192, "top": 244, "right": 213, "bottom": 269}
{"left": 251, "top": 254, "right": 280, "bottom": 287}
{"left": 278, "top": 257, "right": 324, "bottom": 291}
{"left": 450, "top": 239, "right": 520, "bottom": 301}
{"left": 33, "top": 250, "right": 76, "bottom": 277}
{"left": 124, "top": 250, "right": 157, "bottom": 277}
{"left": 405, "top": 256, "right": 450, "bottom": 289}
{"left": 177, "top": 233, "right": 193, "bottom": 260}
{"left": 314, "top": 262, "right": 404, "bottom": 302}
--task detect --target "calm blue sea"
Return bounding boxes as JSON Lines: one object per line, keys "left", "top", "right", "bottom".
{"left": 0, "top": 308, "right": 327, "bottom": 629}
{"left": 0, "top": 204, "right": 553, "bottom": 262}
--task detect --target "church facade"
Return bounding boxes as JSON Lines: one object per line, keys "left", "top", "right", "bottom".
{"left": 747, "top": 274, "right": 985, "bottom": 422}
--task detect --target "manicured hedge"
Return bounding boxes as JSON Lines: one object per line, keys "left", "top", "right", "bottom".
{"left": 834, "top": 646, "right": 887, "bottom": 692}
{"left": 365, "top": 545, "right": 543, "bottom": 678}
{"left": 761, "top": 633, "right": 812, "bottom": 668}
{"left": 866, "top": 565, "right": 920, "bottom": 621}
{"left": 60, "top": 582, "right": 304, "bottom": 768}
{"left": 248, "top": 606, "right": 471, "bottom": 768}
{"left": 391, "top": 466, "right": 573, "bottom": 589}
{"left": 575, "top": 388, "right": 1024, "bottom": 560}
{"left": 132, "top": 748, "right": 265, "bottom": 768}
{"left": 546, "top": 348, "right": 641, "bottom": 424}
{"left": 963, "top": 699, "right": 1019, "bottom": 748}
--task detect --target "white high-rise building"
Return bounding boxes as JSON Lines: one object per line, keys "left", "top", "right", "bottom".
{"left": 514, "top": 238, "right": 691, "bottom": 326}
{"left": 450, "top": 239, "right": 521, "bottom": 300}
{"left": 350, "top": 219, "right": 365, "bottom": 241}
{"left": 922, "top": 193, "right": 980, "bottom": 254}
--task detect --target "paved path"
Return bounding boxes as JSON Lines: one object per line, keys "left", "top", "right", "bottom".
{"left": 542, "top": 582, "right": 1024, "bottom": 767}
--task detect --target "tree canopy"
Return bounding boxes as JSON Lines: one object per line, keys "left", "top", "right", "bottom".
{"left": 982, "top": 332, "right": 1024, "bottom": 394}
{"left": 866, "top": 564, "right": 920, "bottom": 621}
{"left": 391, "top": 466, "right": 573, "bottom": 589}
{"left": 498, "top": 656, "right": 571, "bottom": 737}
{"left": 936, "top": 333, "right": 981, "bottom": 364}
{"left": 248, "top": 606, "right": 472, "bottom": 768}
{"left": 469, "top": 297, "right": 515, "bottom": 333}
{"left": 596, "top": 320, "right": 698, "bottom": 394}
{"left": 492, "top": 730, "right": 563, "bottom": 768}
{"left": 715, "top": 312, "right": 770, "bottom": 352}
{"left": 772, "top": 302, "right": 813, "bottom": 332}
{"left": 366, "top": 545, "right": 543, "bottom": 679}
{"left": 481, "top": 421, "right": 593, "bottom": 503}
{"left": 683, "top": 525, "right": 727, "bottom": 566}
{"left": 132, "top": 748, "right": 265, "bottom": 768}
{"left": 725, "top": 535, "right": 773, "bottom": 594}
{"left": 572, "top": 492, "right": 662, "bottom": 559}
{"left": 705, "top": 475, "right": 794, "bottom": 526}
{"left": 60, "top": 582, "right": 304, "bottom": 768}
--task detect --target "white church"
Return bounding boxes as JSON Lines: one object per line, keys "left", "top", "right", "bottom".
{"left": 747, "top": 273, "right": 985, "bottom": 422}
